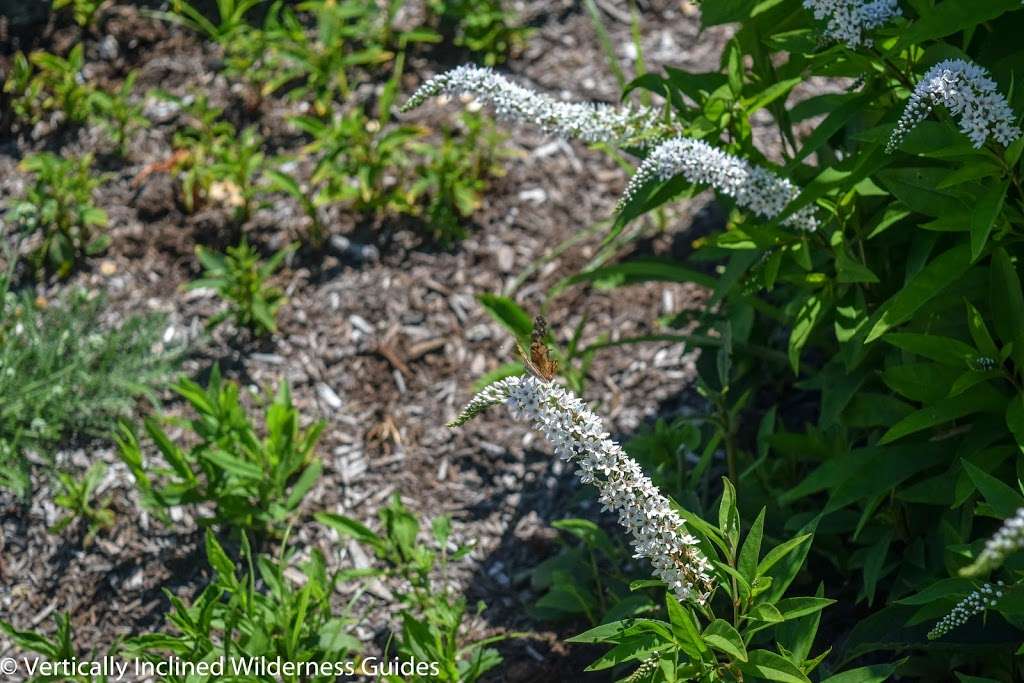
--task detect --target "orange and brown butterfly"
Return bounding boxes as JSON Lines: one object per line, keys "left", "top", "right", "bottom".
{"left": 518, "top": 315, "right": 559, "bottom": 381}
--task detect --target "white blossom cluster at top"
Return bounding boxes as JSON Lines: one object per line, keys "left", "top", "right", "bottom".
{"left": 618, "top": 137, "right": 820, "bottom": 232}
{"left": 887, "top": 59, "right": 1021, "bottom": 151}
{"left": 402, "top": 65, "right": 663, "bottom": 145}
{"left": 449, "top": 375, "right": 716, "bottom": 605}
{"left": 803, "top": 0, "right": 901, "bottom": 48}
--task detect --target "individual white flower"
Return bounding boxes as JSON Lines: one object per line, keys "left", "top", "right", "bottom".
{"left": 961, "top": 508, "right": 1024, "bottom": 577}
{"left": 887, "top": 59, "right": 1021, "bottom": 151}
{"left": 402, "top": 65, "right": 664, "bottom": 145}
{"left": 618, "top": 137, "right": 820, "bottom": 231}
{"left": 803, "top": 0, "right": 901, "bottom": 48}
{"left": 927, "top": 582, "right": 1004, "bottom": 639}
{"left": 450, "top": 375, "right": 716, "bottom": 604}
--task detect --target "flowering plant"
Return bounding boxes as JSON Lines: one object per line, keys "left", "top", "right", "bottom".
{"left": 408, "top": 0, "right": 1024, "bottom": 678}
{"left": 451, "top": 375, "right": 842, "bottom": 680}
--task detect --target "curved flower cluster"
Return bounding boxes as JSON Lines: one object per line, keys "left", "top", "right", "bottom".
{"left": 961, "top": 508, "right": 1024, "bottom": 577}
{"left": 927, "top": 582, "right": 1004, "bottom": 640}
{"left": 402, "top": 65, "right": 663, "bottom": 145}
{"left": 803, "top": 0, "right": 901, "bottom": 48}
{"left": 449, "top": 375, "right": 715, "bottom": 604}
{"left": 618, "top": 137, "right": 820, "bottom": 232}
{"left": 887, "top": 59, "right": 1021, "bottom": 151}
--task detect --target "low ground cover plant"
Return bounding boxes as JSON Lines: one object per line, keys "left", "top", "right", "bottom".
{"left": 0, "top": 267, "right": 180, "bottom": 498}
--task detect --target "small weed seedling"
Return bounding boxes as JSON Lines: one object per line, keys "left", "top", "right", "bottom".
{"left": 5, "top": 45, "right": 94, "bottom": 127}
{"left": 89, "top": 70, "right": 148, "bottom": 157}
{"left": 188, "top": 239, "right": 292, "bottom": 336}
{"left": 409, "top": 111, "right": 510, "bottom": 244}
{"left": 428, "top": 0, "right": 528, "bottom": 66}
{"left": 54, "top": 0, "right": 107, "bottom": 30}
{"left": 117, "top": 364, "right": 324, "bottom": 538}
{"left": 12, "top": 152, "right": 108, "bottom": 277}
{"left": 50, "top": 461, "right": 115, "bottom": 545}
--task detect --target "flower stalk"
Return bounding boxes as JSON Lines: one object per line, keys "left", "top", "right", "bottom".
{"left": 449, "top": 375, "right": 715, "bottom": 604}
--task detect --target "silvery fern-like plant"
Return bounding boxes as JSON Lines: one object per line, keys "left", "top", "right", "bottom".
{"left": 402, "top": 64, "right": 666, "bottom": 145}
{"left": 802, "top": 0, "right": 901, "bottom": 48}
{"left": 887, "top": 58, "right": 1022, "bottom": 151}
{"left": 617, "top": 137, "right": 820, "bottom": 232}
{"left": 450, "top": 375, "right": 716, "bottom": 604}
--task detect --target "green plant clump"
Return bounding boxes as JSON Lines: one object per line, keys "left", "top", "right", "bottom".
{"left": 117, "top": 364, "right": 324, "bottom": 538}
{"left": 318, "top": 495, "right": 506, "bottom": 682}
{"left": 188, "top": 239, "right": 292, "bottom": 336}
{"left": 11, "top": 152, "right": 108, "bottom": 277}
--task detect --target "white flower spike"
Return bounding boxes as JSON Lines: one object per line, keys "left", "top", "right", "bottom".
{"left": 618, "top": 137, "right": 820, "bottom": 232}
{"left": 927, "top": 582, "right": 1004, "bottom": 640}
{"left": 402, "top": 65, "right": 663, "bottom": 145}
{"left": 803, "top": 0, "right": 901, "bottom": 48}
{"left": 961, "top": 507, "right": 1024, "bottom": 577}
{"left": 887, "top": 59, "right": 1021, "bottom": 152}
{"left": 450, "top": 375, "right": 716, "bottom": 604}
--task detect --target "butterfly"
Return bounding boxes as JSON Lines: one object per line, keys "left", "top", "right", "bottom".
{"left": 518, "top": 315, "right": 559, "bottom": 381}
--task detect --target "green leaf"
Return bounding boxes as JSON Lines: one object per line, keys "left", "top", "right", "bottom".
{"left": 1007, "top": 394, "right": 1024, "bottom": 452}
{"left": 878, "top": 383, "right": 1006, "bottom": 444}
{"left": 718, "top": 477, "right": 740, "bottom": 551}
{"left": 315, "top": 512, "right": 382, "bottom": 548}
{"left": 703, "top": 619, "right": 747, "bottom": 662}
{"left": 742, "top": 77, "right": 802, "bottom": 115}
{"left": 567, "top": 618, "right": 670, "bottom": 644}
{"left": 202, "top": 450, "right": 263, "bottom": 480}
{"left": 776, "top": 597, "right": 836, "bottom": 620}
{"left": 990, "top": 247, "right": 1024, "bottom": 368}
{"left": 864, "top": 243, "right": 973, "bottom": 343}
{"left": 665, "top": 594, "right": 709, "bottom": 658}
{"left": 756, "top": 533, "right": 812, "bottom": 579}
{"left": 738, "top": 507, "right": 766, "bottom": 583}
{"left": 820, "top": 661, "right": 902, "bottom": 683}
{"left": 962, "top": 459, "right": 1024, "bottom": 518}
{"left": 476, "top": 293, "right": 532, "bottom": 340}
{"left": 883, "top": 333, "right": 975, "bottom": 367}
{"left": 896, "top": 0, "right": 1021, "bottom": 47}
{"left": 204, "top": 529, "right": 236, "bottom": 583}
{"left": 737, "top": 650, "right": 811, "bottom": 683}
{"left": 874, "top": 168, "right": 968, "bottom": 218}
{"left": 789, "top": 293, "right": 829, "bottom": 373}
{"left": 836, "top": 249, "right": 880, "bottom": 284}
{"left": 969, "top": 180, "right": 1008, "bottom": 260}
{"left": 285, "top": 459, "right": 322, "bottom": 511}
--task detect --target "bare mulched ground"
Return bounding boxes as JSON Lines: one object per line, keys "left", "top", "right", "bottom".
{"left": 0, "top": 2, "right": 738, "bottom": 680}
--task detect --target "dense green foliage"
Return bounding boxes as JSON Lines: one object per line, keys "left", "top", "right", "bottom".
{"left": 421, "top": 1, "right": 1024, "bottom": 680}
